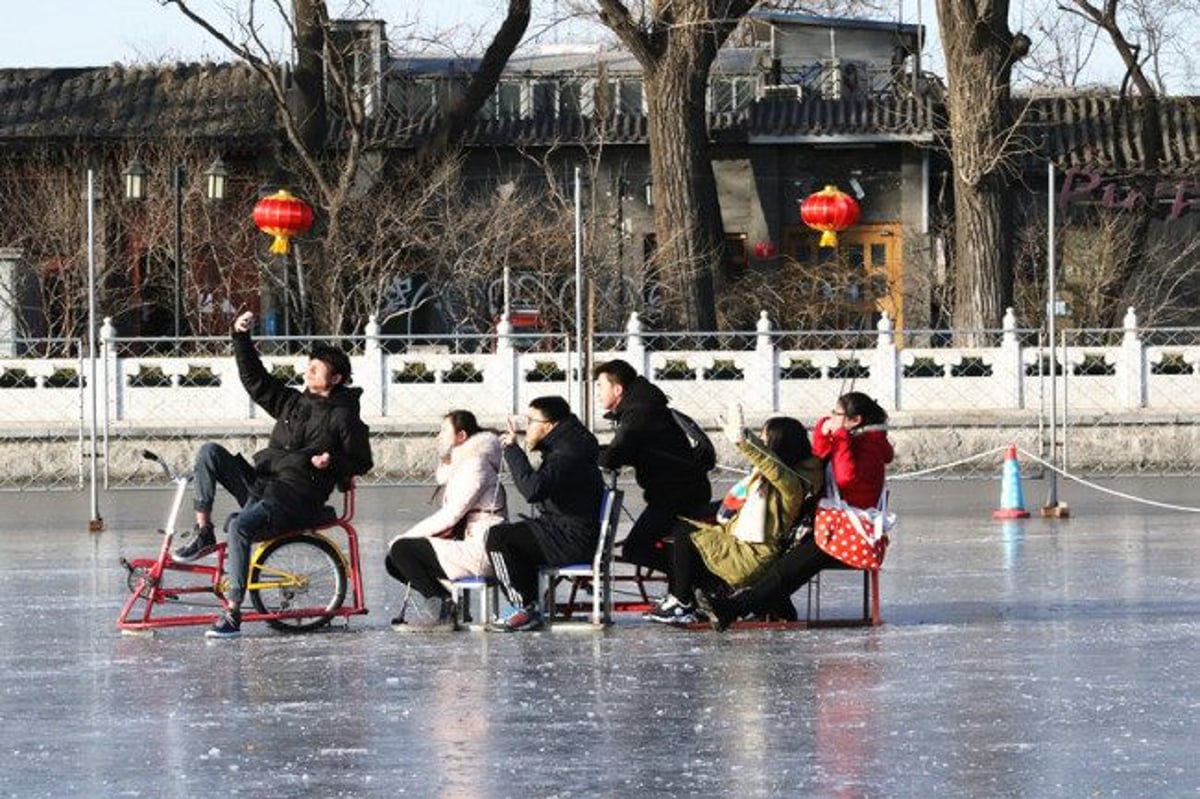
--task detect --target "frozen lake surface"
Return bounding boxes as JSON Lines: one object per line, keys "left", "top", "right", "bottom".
{"left": 1, "top": 476, "right": 1197, "bottom": 797}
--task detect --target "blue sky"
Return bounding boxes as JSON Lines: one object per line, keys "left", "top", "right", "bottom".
{"left": 0, "top": 1, "right": 517, "bottom": 67}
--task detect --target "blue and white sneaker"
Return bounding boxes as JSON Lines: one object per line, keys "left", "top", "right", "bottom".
{"left": 493, "top": 604, "right": 544, "bottom": 632}
{"left": 205, "top": 607, "right": 241, "bottom": 639}
{"left": 643, "top": 594, "right": 699, "bottom": 626}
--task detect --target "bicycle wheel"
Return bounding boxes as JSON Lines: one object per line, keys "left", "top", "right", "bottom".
{"left": 248, "top": 534, "right": 347, "bottom": 633}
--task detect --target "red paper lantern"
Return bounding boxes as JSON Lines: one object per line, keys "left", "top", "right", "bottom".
{"left": 753, "top": 240, "right": 778, "bottom": 259}
{"left": 252, "top": 190, "right": 314, "bottom": 254}
{"left": 800, "top": 184, "right": 860, "bottom": 248}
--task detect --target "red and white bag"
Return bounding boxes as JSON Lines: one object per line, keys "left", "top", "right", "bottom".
{"left": 812, "top": 467, "right": 895, "bottom": 570}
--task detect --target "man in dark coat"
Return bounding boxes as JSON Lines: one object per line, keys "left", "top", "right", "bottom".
{"left": 486, "top": 395, "right": 603, "bottom": 632}
{"left": 173, "top": 311, "right": 373, "bottom": 638}
{"left": 593, "top": 359, "right": 711, "bottom": 574}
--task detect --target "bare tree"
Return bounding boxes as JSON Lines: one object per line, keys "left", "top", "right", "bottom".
{"left": 161, "top": 0, "right": 532, "bottom": 334}
{"left": 934, "top": 0, "right": 1031, "bottom": 338}
{"left": 1017, "top": 7, "right": 1103, "bottom": 87}
{"left": 592, "top": 0, "right": 759, "bottom": 331}
{"left": 1062, "top": 0, "right": 1167, "bottom": 326}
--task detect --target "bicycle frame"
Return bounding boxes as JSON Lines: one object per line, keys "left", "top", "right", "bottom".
{"left": 117, "top": 452, "right": 368, "bottom": 633}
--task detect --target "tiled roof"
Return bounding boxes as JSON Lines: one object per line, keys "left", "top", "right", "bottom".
{"left": 746, "top": 95, "right": 938, "bottom": 139}
{"left": 3, "top": 62, "right": 1199, "bottom": 175}
{"left": 0, "top": 63, "right": 274, "bottom": 142}
{"left": 361, "top": 95, "right": 939, "bottom": 148}
{"left": 1027, "top": 95, "right": 1200, "bottom": 175}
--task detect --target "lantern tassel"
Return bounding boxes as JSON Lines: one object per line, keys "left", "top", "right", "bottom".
{"left": 269, "top": 236, "right": 290, "bottom": 255}
{"left": 818, "top": 230, "right": 838, "bottom": 248}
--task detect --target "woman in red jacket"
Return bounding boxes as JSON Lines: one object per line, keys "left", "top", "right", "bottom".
{"left": 706, "top": 392, "right": 893, "bottom": 630}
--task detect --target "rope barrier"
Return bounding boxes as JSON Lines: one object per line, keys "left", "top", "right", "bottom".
{"left": 719, "top": 442, "right": 1200, "bottom": 514}
{"left": 887, "top": 446, "right": 1009, "bottom": 480}
{"left": 1016, "top": 447, "right": 1200, "bottom": 514}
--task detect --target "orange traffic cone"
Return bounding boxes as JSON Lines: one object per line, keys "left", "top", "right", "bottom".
{"left": 992, "top": 444, "right": 1030, "bottom": 519}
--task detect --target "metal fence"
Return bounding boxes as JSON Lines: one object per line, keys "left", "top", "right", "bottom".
{"left": 1, "top": 309, "right": 1198, "bottom": 490}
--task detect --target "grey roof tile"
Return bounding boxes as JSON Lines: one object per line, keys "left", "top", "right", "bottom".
{"left": 0, "top": 63, "right": 274, "bottom": 142}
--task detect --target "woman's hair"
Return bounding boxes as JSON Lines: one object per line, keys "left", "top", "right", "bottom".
{"left": 762, "top": 416, "right": 811, "bottom": 466}
{"left": 838, "top": 392, "right": 889, "bottom": 426}
{"left": 444, "top": 409, "right": 482, "bottom": 437}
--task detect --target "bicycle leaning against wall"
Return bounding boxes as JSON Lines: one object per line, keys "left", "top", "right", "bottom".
{"left": 117, "top": 451, "right": 367, "bottom": 634}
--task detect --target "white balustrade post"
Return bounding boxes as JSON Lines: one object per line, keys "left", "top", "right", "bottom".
{"left": 753, "top": 310, "right": 777, "bottom": 415}
{"left": 999, "top": 306, "right": 1023, "bottom": 408}
{"left": 624, "top": 312, "right": 647, "bottom": 375}
{"left": 485, "top": 313, "right": 518, "bottom": 416}
{"left": 100, "top": 316, "right": 120, "bottom": 421}
{"left": 1120, "top": 306, "right": 1146, "bottom": 408}
{"left": 363, "top": 314, "right": 385, "bottom": 416}
{"left": 871, "top": 312, "right": 899, "bottom": 410}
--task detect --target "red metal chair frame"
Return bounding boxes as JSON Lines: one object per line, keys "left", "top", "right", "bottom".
{"left": 117, "top": 484, "right": 367, "bottom": 633}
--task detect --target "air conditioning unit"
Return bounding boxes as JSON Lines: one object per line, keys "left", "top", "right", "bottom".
{"left": 761, "top": 84, "right": 803, "bottom": 102}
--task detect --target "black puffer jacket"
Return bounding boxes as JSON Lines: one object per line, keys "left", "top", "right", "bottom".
{"left": 597, "top": 376, "right": 711, "bottom": 512}
{"left": 234, "top": 331, "right": 373, "bottom": 527}
{"left": 502, "top": 415, "right": 603, "bottom": 565}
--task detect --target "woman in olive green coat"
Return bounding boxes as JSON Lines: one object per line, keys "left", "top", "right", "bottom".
{"left": 644, "top": 416, "right": 823, "bottom": 625}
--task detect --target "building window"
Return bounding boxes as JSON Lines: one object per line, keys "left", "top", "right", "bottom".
{"left": 532, "top": 81, "right": 557, "bottom": 120}
{"left": 609, "top": 79, "right": 643, "bottom": 114}
{"left": 710, "top": 77, "right": 756, "bottom": 113}
{"left": 395, "top": 79, "right": 435, "bottom": 116}
{"left": 559, "top": 80, "right": 585, "bottom": 119}
{"left": 479, "top": 81, "right": 523, "bottom": 119}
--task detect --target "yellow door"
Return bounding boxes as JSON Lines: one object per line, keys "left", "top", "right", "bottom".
{"left": 783, "top": 224, "right": 904, "bottom": 330}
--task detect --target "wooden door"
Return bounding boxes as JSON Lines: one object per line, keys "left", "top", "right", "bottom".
{"left": 783, "top": 223, "right": 904, "bottom": 330}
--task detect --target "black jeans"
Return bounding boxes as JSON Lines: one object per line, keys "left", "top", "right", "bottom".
{"left": 485, "top": 522, "right": 547, "bottom": 608}
{"left": 620, "top": 502, "right": 711, "bottom": 575}
{"left": 386, "top": 538, "right": 450, "bottom": 599}
{"left": 729, "top": 534, "right": 840, "bottom": 617}
{"left": 668, "top": 531, "right": 724, "bottom": 602}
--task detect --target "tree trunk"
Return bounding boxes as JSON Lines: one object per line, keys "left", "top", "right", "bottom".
{"left": 416, "top": 0, "right": 531, "bottom": 163}
{"left": 936, "top": 0, "right": 1026, "bottom": 338}
{"left": 595, "top": 0, "right": 755, "bottom": 331}
{"left": 644, "top": 61, "right": 721, "bottom": 331}
{"left": 951, "top": 171, "right": 1012, "bottom": 335}
{"left": 291, "top": 0, "right": 329, "bottom": 154}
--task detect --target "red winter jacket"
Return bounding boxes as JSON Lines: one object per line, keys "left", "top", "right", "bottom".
{"left": 811, "top": 419, "right": 894, "bottom": 509}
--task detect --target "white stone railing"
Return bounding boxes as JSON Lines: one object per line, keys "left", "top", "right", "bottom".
{"left": 1, "top": 308, "right": 1198, "bottom": 431}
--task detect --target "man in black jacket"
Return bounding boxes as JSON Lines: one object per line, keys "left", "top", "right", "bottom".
{"left": 593, "top": 359, "right": 711, "bottom": 575}
{"left": 173, "top": 311, "right": 373, "bottom": 638}
{"left": 486, "top": 395, "right": 603, "bottom": 632}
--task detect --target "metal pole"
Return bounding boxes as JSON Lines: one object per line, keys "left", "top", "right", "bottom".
{"left": 173, "top": 164, "right": 184, "bottom": 339}
{"left": 574, "top": 165, "right": 584, "bottom": 413}
{"left": 87, "top": 169, "right": 103, "bottom": 532}
{"left": 1045, "top": 159, "right": 1059, "bottom": 508}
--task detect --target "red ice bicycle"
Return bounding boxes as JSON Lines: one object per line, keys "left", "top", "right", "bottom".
{"left": 118, "top": 451, "right": 368, "bottom": 634}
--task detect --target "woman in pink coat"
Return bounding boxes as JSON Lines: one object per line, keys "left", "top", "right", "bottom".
{"left": 386, "top": 410, "right": 508, "bottom": 631}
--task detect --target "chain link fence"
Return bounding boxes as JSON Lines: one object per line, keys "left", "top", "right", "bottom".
{"left": 0, "top": 338, "right": 87, "bottom": 490}
{"left": 2, "top": 318, "right": 1198, "bottom": 490}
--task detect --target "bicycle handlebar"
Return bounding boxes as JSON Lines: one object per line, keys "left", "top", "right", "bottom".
{"left": 142, "top": 450, "right": 175, "bottom": 481}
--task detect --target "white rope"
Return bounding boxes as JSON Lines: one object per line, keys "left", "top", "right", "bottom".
{"left": 1016, "top": 447, "right": 1200, "bottom": 513}
{"left": 888, "top": 446, "right": 1009, "bottom": 480}
{"left": 720, "top": 443, "right": 1200, "bottom": 513}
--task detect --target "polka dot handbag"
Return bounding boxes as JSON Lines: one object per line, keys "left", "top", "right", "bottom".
{"left": 812, "top": 467, "right": 895, "bottom": 570}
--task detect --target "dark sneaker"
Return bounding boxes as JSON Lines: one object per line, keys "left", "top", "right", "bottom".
{"left": 393, "top": 597, "right": 458, "bottom": 633}
{"left": 706, "top": 593, "right": 739, "bottom": 632}
{"left": 493, "top": 604, "right": 543, "bottom": 632}
{"left": 205, "top": 607, "right": 241, "bottom": 639}
{"left": 172, "top": 524, "right": 216, "bottom": 562}
{"left": 644, "top": 594, "right": 698, "bottom": 626}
